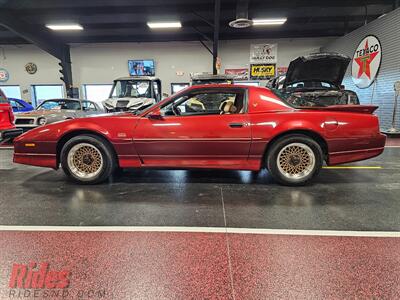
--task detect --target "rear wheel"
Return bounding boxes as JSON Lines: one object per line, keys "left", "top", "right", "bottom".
{"left": 266, "top": 134, "right": 323, "bottom": 186}
{"left": 61, "top": 135, "right": 117, "bottom": 184}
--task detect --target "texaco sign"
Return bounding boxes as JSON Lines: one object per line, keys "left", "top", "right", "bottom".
{"left": 351, "top": 35, "right": 382, "bottom": 89}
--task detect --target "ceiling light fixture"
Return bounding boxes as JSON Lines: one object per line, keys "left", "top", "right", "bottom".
{"left": 45, "top": 24, "right": 83, "bottom": 31}
{"left": 147, "top": 22, "right": 182, "bottom": 29}
{"left": 252, "top": 18, "right": 287, "bottom": 26}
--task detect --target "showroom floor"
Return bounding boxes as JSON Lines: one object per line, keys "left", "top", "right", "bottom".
{"left": 0, "top": 140, "right": 399, "bottom": 298}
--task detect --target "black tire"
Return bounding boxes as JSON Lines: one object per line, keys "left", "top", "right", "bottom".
{"left": 60, "top": 134, "right": 117, "bottom": 184}
{"left": 266, "top": 134, "right": 323, "bottom": 186}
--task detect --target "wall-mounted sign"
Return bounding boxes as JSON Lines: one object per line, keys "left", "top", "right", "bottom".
{"left": 225, "top": 68, "right": 249, "bottom": 80}
{"left": 250, "top": 64, "right": 275, "bottom": 80}
{"left": 0, "top": 68, "right": 9, "bottom": 82}
{"left": 176, "top": 71, "right": 184, "bottom": 76}
{"left": 25, "top": 62, "right": 38, "bottom": 74}
{"left": 250, "top": 44, "right": 278, "bottom": 64}
{"left": 351, "top": 35, "right": 382, "bottom": 89}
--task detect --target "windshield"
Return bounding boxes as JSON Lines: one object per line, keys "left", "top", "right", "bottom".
{"left": 111, "top": 80, "right": 152, "bottom": 98}
{"left": 37, "top": 100, "right": 81, "bottom": 110}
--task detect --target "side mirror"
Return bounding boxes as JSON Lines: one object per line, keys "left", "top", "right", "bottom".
{"left": 147, "top": 108, "right": 163, "bottom": 120}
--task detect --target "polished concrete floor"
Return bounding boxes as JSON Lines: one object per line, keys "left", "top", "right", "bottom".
{"left": 1, "top": 143, "right": 400, "bottom": 299}
{"left": 0, "top": 145, "right": 399, "bottom": 230}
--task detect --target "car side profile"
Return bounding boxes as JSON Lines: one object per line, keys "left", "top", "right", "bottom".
{"left": 13, "top": 85, "right": 386, "bottom": 186}
{"left": 14, "top": 98, "right": 104, "bottom": 132}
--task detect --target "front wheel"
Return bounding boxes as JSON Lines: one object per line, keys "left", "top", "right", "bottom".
{"left": 60, "top": 135, "right": 117, "bottom": 184}
{"left": 266, "top": 134, "right": 323, "bottom": 186}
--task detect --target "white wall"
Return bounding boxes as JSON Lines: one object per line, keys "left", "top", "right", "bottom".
{"left": 322, "top": 8, "right": 400, "bottom": 129}
{"left": 0, "top": 37, "right": 333, "bottom": 103}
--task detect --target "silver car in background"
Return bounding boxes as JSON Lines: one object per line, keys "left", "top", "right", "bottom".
{"left": 14, "top": 98, "right": 104, "bottom": 132}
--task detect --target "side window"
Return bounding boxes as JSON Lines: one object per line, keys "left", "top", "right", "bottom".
{"left": 89, "top": 102, "right": 97, "bottom": 111}
{"left": 82, "top": 101, "right": 97, "bottom": 111}
{"left": 161, "top": 91, "right": 245, "bottom": 116}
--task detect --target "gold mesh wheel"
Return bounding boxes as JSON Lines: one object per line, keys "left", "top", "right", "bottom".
{"left": 277, "top": 143, "right": 315, "bottom": 180}
{"left": 67, "top": 143, "right": 104, "bottom": 179}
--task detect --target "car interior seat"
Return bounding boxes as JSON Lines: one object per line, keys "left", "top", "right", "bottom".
{"left": 220, "top": 101, "right": 237, "bottom": 114}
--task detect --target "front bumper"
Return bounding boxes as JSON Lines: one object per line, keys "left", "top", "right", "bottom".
{"left": 0, "top": 128, "right": 23, "bottom": 142}
{"left": 16, "top": 125, "right": 38, "bottom": 133}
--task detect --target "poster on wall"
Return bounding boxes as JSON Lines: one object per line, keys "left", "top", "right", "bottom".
{"left": 250, "top": 64, "right": 275, "bottom": 80}
{"left": 250, "top": 44, "right": 278, "bottom": 64}
{"left": 351, "top": 35, "right": 382, "bottom": 89}
{"left": 225, "top": 68, "right": 249, "bottom": 80}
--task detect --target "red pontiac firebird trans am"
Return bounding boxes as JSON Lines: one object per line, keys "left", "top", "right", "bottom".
{"left": 13, "top": 85, "right": 386, "bottom": 186}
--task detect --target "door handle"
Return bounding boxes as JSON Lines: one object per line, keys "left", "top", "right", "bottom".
{"left": 229, "top": 122, "right": 244, "bottom": 128}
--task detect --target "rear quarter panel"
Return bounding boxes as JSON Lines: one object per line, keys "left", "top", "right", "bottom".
{"left": 246, "top": 87, "right": 384, "bottom": 165}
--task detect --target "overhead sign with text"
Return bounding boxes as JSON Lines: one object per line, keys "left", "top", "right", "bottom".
{"left": 351, "top": 35, "right": 382, "bottom": 89}
{"left": 250, "top": 44, "right": 278, "bottom": 64}
{"left": 250, "top": 64, "right": 276, "bottom": 80}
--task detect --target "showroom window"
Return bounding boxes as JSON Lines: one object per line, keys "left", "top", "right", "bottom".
{"left": 32, "top": 85, "right": 64, "bottom": 107}
{"left": 83, "top": 84, "right": 113, "bottom": 103}
{"left": 0, "top": 85, "right": 22, "bottom": 99}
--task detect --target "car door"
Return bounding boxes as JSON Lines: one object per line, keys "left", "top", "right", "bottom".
{"left": 134, "top": 88, "right": 251, "bottom": 168}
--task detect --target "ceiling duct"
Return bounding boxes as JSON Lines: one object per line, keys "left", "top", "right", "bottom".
{"left": 229, "top": 0, "right": 252, "bottom": 28}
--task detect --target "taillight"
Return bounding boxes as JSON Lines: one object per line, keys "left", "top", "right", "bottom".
{"left": 8, "top": 107, "right": 15, "bottom": 124}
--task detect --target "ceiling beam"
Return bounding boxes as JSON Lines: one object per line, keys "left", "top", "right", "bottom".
{"left": 0, "top": 11, "right": 73, "bottom": 94}
{"left": 4, "top": 0, "right": 394, "bottom": 15}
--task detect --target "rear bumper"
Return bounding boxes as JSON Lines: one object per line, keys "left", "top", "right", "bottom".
{"left": 0, "top": 128, "right": 23, "bottom": 142}
{"left": 328, "top": 133, "right": 386, "bottom": 165}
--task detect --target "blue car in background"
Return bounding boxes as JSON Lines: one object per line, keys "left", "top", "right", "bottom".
{"left": 8, "top": 98, "right": 34, "bottom": 113}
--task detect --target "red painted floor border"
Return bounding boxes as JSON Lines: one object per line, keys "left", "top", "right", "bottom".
{"left": 0, "top": 231, "right": 399, "bottom": 299}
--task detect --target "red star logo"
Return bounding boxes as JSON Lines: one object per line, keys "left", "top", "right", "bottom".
{"left": 354, "top": 40, "right": 379, "bottom": 79}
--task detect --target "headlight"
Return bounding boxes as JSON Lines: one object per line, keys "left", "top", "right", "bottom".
{"left": 37, "top": 117, "right": 47, "bottom": 125}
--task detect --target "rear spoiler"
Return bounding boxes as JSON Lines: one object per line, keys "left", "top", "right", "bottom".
{"left": 301, "top": 105, "right": 379, "bottom": 114}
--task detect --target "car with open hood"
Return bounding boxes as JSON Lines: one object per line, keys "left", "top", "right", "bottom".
{"left": 268, "top": 52, "right": 359, "bottom": 107}
{"left": 103, "top": 76, "right": 162, "bottom": 112}
{"left": 13, "top": 84, "right": 385, "bottom": 186}
{"left": 14, "top": 98, "right": 104, "bottom": 132}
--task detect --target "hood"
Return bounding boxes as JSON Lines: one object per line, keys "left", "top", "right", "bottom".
{"left": 103, "top": 97, "right": 155, "bottom": 110}
{"left": 284, "top": 53, "right": 351, "bottom": 87}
